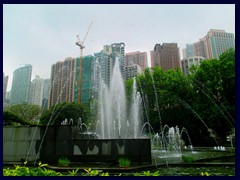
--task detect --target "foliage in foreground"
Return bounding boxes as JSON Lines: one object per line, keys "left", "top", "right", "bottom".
{"left": 3, "top": 163, "right": 231, "bottom": 176}
{"left": 3, "top": 163, "right": 160, "bottom": 176}
{"left": 3, "top": 162, "right": 62, "bottom": 176}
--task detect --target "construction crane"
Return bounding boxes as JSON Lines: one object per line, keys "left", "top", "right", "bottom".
{"left": 75, "top": 21, "right": 93, "bottom": 103}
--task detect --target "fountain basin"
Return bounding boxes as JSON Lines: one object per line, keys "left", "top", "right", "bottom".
{"left": 3, "top": 126, "right": 152, "bottom": 165}
{"left": 37, "top": 126, "right": 151, "bottom": 164}
{"left": 38, "top": 138, "right": 152, "bottom": 164}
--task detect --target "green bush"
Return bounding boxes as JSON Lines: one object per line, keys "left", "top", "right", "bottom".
{"left": 181, "top": 155, "right": 194, "bottom": 163}
{"left": 57, "top": 157, "right": 70, "bottom": 167}
{"left": 118, "top": 157, "right": 131, "bottom": 168}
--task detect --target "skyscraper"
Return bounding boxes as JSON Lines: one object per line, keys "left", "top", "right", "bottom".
{"left": 10, "top": 64, "right": 32, "bottom": 105}
{"left": 182, "top": 44, "right": 194, "bottom": 59}
{"left": 74, "top": 55, "right": 94, "bottom": 104}
{"left": 203, "top": 29, "right": 235, "bottom": 59}
{"left": 49, "top": 57, "right": 76, "bottom": 107}
{"left": 184, "top": 29, "right": 235, "bottom": 60}
{"left": 110, "top": 43, "right": 126, "bottom": 80}
{"left": 42, "top": 79, "right": 50, "bottom": 110}
{"left": 94, "top": 50, "right": 113, "bottom": 87}
{"left": 151, "top": 43, "right": 180, "bottom": 71}
{"left": 94, "top": 43, "right": 126, "bottom": 87}
{"left": 125, "top": 63, "right": 142, "bottom": 80}
{"left": 193, "top": 39, "right": 207, "bottom": 58}
{"left": 49, "top": 55, "right": 94, "bottom": 107}
{"left": 125, "top": 51, "right": 148, "bottom": 70}
{"left": 29, "top": 75, "right": 44, "bottom": 107}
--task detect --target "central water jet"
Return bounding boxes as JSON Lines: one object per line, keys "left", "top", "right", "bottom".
{"left": 95, "top": 58, "right": 142, "bottom": 139}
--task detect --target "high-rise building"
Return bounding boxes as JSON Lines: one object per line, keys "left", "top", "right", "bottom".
{"left": 111, "top": 43, "right": 126, "bottom": 80}
{"left": 10, "top": 64, "right": 32, "bottom": 105}
{"left": 151, "top": 43, "right": 180, "bottom": 71}
{"left": 49, "top": 55, "right": 94, "bottom": 107}
{"left": 94, "top": 43, "right": 126, "bottom": 87}
{"left": 203, "top": 29, "right": 235, "bottom": 59}
{"left": 183, "top": 42, "right": 206, "bottom": 59}
{"left": 125, "top": 63, "right": 142, "bottom": 80}
{"left": 3, "top": 73, "right": 8, "bottom": 104}
{"left": 184, "top": 29, "right": 235, "bottom": 60}
{"left": 49, "top": 57, "right": 76, "bottom": 107}
{"left": 42, "top": 79, "right": 50, "bottom": 110}
{"left": 125, "top": 51, "right": 148, "bottom": 70}
{"left": 181, "top": 56, "right": 205, "bottom": 75}
{"left": 94, "top": 50, "right": 113, "bottom": 87}
{"left": 193, "top": 39, "right": 207, "bottom": 58}
{"left": 74, "top": 55, "right": 94, "bottom": 104}
{"left": 29, "top": 75, "right": 44, "bottom": 107}
{"left": 182, "top": 44, "right": 194, "bottom": 59}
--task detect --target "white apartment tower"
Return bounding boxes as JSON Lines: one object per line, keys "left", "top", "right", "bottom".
{"left": 29, "top": 75, "right": 44, "bottom": 107}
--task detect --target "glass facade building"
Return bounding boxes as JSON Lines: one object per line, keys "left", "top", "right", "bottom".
{"left": 10, "top": 64, "right": 32, "bottom": 105}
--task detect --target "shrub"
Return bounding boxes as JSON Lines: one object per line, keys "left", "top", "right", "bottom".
{"left": 118, "top": 157, "right": 131, "bottom": 168}
{"left": 57, "top": 157, "right": 70, "bottom": 167}
{"left": 3, "top": 161, "right": 62, "bottom": 176}
{"left": 181, "top": 155, "right": 194, "bottom": 163}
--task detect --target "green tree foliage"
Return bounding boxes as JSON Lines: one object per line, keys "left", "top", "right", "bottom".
{"left": 4, "top": 103, "right": 41, "bottom": 123}
{"left": 189, "top": 48, "right": 235, "bottom": 145}
{"left": 129, "top": 49, "right": 235, "bottom": 146}
{"left": 136, "top": 67, "right": 195, "bottom": 134}
{"left": 3, "top": 111, "right": 31, "bottom": 125}
{"left": 40, "top": 102, "right": 90, "bottom": 125}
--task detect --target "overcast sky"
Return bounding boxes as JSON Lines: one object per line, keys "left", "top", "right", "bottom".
{"left": 3, "top": 4, "right": 235, "bottom": 91}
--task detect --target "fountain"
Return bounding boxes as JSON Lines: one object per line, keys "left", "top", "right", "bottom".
{"left": 96, "top": 58, "right": 142, "bottom": 139}
{"left": 3, "top": 56, "right": 234, "bottom": 169}
{"left": 35, "top": 58, "right": 191, "bottom": 165}
{"left": 29, "top": 57, "right": 152, "bottom": 165}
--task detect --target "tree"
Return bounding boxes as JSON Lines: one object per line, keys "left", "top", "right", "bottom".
{"left": 40, "top": 102, "right": 90, "bottom": 126}
{"left": 131, "top": 48, "right": 235, "bottom": 146}
{"left": 189, "top": 48, "right": 235, "bottom": 145}
{"left": 4, "top": 103, "right": 41, "bottom": 123}
{"left": 3, "top": 111, "right": 31, "bottom": 125}
{"left": 135, "top": 67, "right": 195, "bottom": 135}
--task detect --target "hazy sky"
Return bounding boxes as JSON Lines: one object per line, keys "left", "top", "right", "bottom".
{"left": 3, "top": 4, "right": 235, "bottom": 91}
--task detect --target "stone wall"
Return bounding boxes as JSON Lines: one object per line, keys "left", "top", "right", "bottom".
{"left": 3, "top": 126, "right": 41, "bottom": 163}
{"left": 3, "top": 126, "right": 152, "bottom": 165}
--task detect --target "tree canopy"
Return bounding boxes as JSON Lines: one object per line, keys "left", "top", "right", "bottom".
{"left": 4, "top": 103, "right": 41, "bottom": 124}
{"left": 3, "top": 111, "right": 33, "bottom": 126}
{"left": 125, "top": 48, "right": 235, "bottom": 146}
{"left": 40, "top": 102, "right": 90, "bottom": 126}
